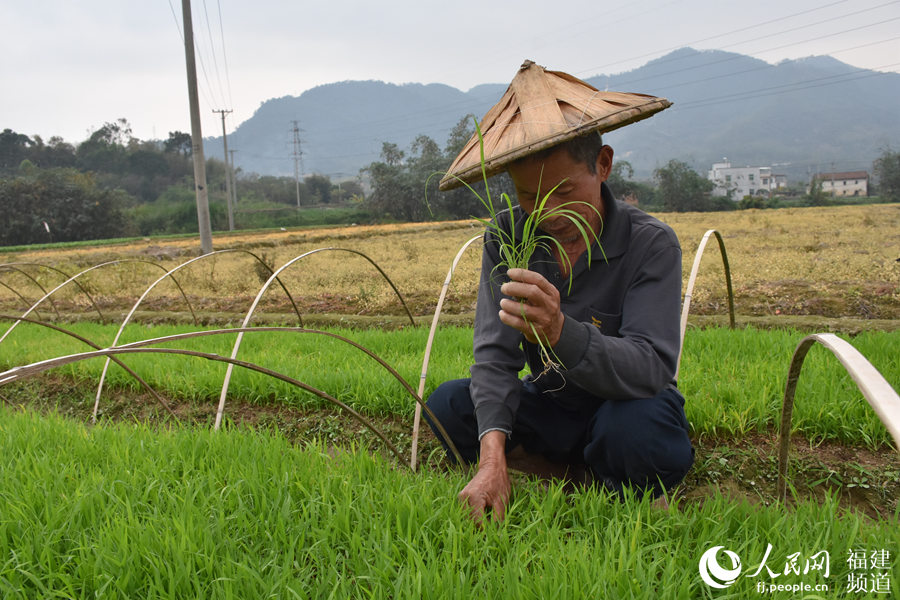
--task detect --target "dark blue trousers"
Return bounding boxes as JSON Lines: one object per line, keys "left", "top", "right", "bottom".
{"left": 424, "top": 378, "right": 694, "bottom": 498}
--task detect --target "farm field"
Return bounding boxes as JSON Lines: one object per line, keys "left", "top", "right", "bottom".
{"left": 2, "top": 407, "right": 899, "bottom": 599}
{"left": 0, "top": 323, "right": 897, "bottom": 449}
{"left": 0, "top": 203, "right": 898, "bottom": 322}
{"left": 1, "top": 203, "right": 899, "bottom": 597}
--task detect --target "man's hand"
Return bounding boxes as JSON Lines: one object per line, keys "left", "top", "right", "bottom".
{"left": 498, "top": 268, "right": 564, "bottom": 347}
{"left": 458, "top": 430, "right": 510, "bottom": 524}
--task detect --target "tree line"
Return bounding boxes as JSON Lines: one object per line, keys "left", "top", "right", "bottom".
{"left": 0, "top": 120, "right": 364, "bottom": 246}
{"left": 361, "top": 115, "right": 900, "bottom": 218}
{"left": 2, "top": 117, "right": 898, "bottom": 247}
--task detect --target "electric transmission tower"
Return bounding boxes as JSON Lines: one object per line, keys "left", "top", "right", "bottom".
{"left": 291, "top": 120, "right": 304, "bottom": 207}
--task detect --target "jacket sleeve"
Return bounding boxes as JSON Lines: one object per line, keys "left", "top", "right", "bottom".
{"left": 551, "top": 236, "right": 683, "bottom": 400}
{"left": 469, "top": 224, "right": 526, "bottom": 439}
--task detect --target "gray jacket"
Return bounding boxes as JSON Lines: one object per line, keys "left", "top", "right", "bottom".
{"left": 470, "top": 183, "right": 683, "bottom": 439}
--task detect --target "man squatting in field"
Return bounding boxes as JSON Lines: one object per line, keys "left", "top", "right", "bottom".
{"left": 425, "top": 61, "right": 694, "bottom": 522}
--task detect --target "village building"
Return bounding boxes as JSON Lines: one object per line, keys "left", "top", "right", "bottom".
{"left": 707, "top": 160, "right": 787, "bottom": 200}
{"left": 811, "top": 171, "right": 869, "bottom": 197}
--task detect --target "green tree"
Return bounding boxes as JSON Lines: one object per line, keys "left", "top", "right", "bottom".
{"left": 654, "top": 159, "right": 715, "bottom": 212}
{"left": 332, "top": 179, "right": 364, "bottom": 203}
{"left": 90, "top": 118, "right": 133, "bottom": 146}
{"left": 444, "top": 114, "right": 476, "bottom": 157}
{"left": 607, "top": 160, "right": 658, "bottom": 206}
{"left": 304, "top": 174, "right": 333, "bottom": 204}
{"left": 363, "top": 142, "right": 420, "bottom": 220}
{"left": 738, "top": 195, "right": 767, "bottom": 209}
{"left": 76, "top": 119, "right": 133, "bottom": 174}
{"left": 409, "top": 134, "right": 446, "bottom": 215}
{"left": 241, "top": 174, "right": 303, "bottom": 205}
{"left": 873, "top": 147, "right": 900, "bottom": 203}
{"left": 0, "top": 129, "right": 34, "bottom": 172}
{"left": 361, "top": 118, "right": 515, "bottom": 222}
{"left": 31, "top": 136, "right": 77, "bottom": 169}
{"left": 0, "top": 167, "right": 134, "bottom": 245}
{"left": 379, "top": 142, "right": 404, "bottom": 167}
{"left": 432, "top": 115, "right": 515, "bottom": 220}
{"left": 806, "top": 177, "right": 828, "bottom": 206}
{"left": 164, "top": 131, "right": 193, "bottom": 157}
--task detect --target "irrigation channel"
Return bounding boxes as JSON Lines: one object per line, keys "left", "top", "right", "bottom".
{"left": 1, "top": 231, "right": 898, "bottom": 496}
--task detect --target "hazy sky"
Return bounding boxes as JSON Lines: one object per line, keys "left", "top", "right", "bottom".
{"left": 2, "top": 0, "right": 898, "bottom": 144}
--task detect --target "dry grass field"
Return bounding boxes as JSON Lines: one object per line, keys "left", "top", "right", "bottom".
{"left": 1, "top": 203, "right": 898, "bottom": 323}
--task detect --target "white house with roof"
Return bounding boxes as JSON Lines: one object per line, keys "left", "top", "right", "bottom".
{"left": 811, "top": 171, "right": 869, "bottom": 197}
{"left": 708, "top": 160, "right": 787, "bottom": 200}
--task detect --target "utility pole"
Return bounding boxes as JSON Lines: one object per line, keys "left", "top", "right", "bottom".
{"left": 291, "top": 120, "right": 304, "bottom": 207}
{"left": 213, "top": 109, "right": 234, "bottom": 230}
{"left": 181, "top": 0, "right": 213, "bottom": 254}
{"left": 229, "top": 148, "right": 238, "bottom": 207}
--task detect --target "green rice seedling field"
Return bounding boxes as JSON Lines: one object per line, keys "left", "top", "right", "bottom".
{"left": 0, "top": 323, "right": 897, "bottom": 448}
{"left": 1, "top": 204, "right": 899, "bottom": 597}
{"left": 2, "top": 408, "right": 898, "bottom": 599}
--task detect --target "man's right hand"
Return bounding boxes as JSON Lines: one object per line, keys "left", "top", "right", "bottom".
{"left": 458, "top": 430, "right": 511, "bottom": 524}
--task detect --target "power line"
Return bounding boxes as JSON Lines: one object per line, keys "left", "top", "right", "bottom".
{"left": 200, "top": 0, "right": 228, "bottom": 110}
{"left": 718, "top": 9, "right": 900, "bottom": 61}
{"left": 657, "top": 34, "right": 900, "bottom": 94}
{"left": 166, "top": 0, "right": 182, "bottom": 39}
{"left": 216, "top": 0, "right": 234, "bottom": 109}
{"left": 576, "top": 0, "right": 854, "bottom": 76}
{"left": 191, "top": 3, "right": 225, "bottom": 110}
{"left": 608, "top": 21, "right": 900, "bottom": 91}
{"left": 264, "top": 20, "right": 898, "bottom": 149}
{"left": 166, "top": 0, "right": 220, "bottom": 116}
{"left": 195, "top": 3, "right": 899, "bottom": 176}
{"left": 587, "top": 4, "right": 900, "bottom": 90}
{"left": 226, "top": 1, "right": 894, "bottom": 149}
{"left": 676, "top": 61, "right": 900, "bottom": 110}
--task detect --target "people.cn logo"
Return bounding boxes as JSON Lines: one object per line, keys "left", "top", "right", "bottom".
{"left": 699, "top": 546, "right": 742, "bottom": 589}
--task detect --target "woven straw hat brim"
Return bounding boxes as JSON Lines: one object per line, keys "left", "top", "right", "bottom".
{"left": 439, "top": 61, "right": 672, "bottom": 191}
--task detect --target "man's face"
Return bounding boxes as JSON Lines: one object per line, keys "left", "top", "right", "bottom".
{"left": 507, "top": 145, "right": 613, "bottom": 248}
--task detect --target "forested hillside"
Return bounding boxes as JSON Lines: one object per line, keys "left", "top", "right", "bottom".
{"left": 207, "top": 48, "right": 900, "bottom": 181}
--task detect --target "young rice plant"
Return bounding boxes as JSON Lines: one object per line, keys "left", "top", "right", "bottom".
{"left": 451, "top": 120, "right": 606, "bottom": 373}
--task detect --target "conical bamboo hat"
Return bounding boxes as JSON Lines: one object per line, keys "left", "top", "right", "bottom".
{"left": 439, "top": 60, "right": 672, "bottom": 191}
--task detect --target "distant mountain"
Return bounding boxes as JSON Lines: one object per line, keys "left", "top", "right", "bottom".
{"left": 205, "top": 48, "right": 900, "bottom": 182}
{"left": 206, "top": 80, "right": 503, "bottom": 181}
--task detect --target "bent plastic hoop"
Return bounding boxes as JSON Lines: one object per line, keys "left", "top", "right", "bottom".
{"left": 677, "top": 229, "right": 735, "bottom": 379}
{"left": 776, "top": 333, "right": 900, "bottom": 499}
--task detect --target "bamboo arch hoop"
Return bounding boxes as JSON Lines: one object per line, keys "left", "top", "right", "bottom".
{"left": 0, "top": 327, "right": 462, "bottom": 467}
{"left": 0, "top": 344, "right": 406, "bottom": 466}
{"left": 215, "top": 248, "right": 415, "bottom": 432}
{"left": 0, "top": 281, "right": 50, "bottom": 320}
{"left": 0, "top": 262, "right": 106, "bottom": 325}
{"left": 91, "top": 249, "right": 301, "bottom": 423}
{"left": 776, "top": 333, "right": 900, "bottom": 500}
{"left": 0, "top": 264, "right": 65, "bottom": 318}
{"left": 0, "top": 314, "right": 177, "bottom": 419}
{"left": 410, "top": 234, "right": 482, "bottom": 470}
{"left": 677, "top": 229, "right": 735, "bottom": 379}
{"left": 0, "top": 260, "right": 196, "bottom": 347}
{"left": 408, "top": 227, "right": 737, "bottom": 468}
